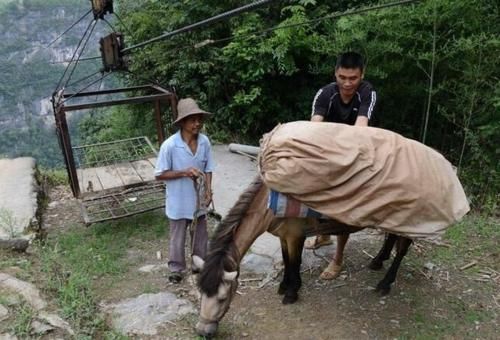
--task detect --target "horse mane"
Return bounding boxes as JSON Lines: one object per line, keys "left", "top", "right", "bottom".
{"left": 198, "top": 175, "right": 264, "bottom": 296}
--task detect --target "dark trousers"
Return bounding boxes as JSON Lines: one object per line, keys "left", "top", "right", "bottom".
{"left": 168, "top": 216, "right": 208, "bottom": 273}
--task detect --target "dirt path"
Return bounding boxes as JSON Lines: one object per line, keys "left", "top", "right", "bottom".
{"left": 37, "top": 186, "right": 498, "bottom": 339}
{"left": 2, "top": 166, "right": 497, "bottom": 339}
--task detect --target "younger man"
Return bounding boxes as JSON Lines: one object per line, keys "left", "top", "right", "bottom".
{"left": 307, "top": 52, "right": 378, "bottom": 280}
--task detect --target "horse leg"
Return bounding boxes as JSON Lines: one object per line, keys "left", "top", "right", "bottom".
{"left": 368, "top": 233, "right": 398, "bottom": 270}
{"left": 281, "top": 234, "right": 306, "bottom": 305}
{"left": 375, "top": 237, "right": 413, "bottom": 295}
{"left": 278, "top": 237, "right": 290, "bottom": 296}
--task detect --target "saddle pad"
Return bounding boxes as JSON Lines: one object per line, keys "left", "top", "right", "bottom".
{"left": 268, "top": 190, "right": 328, "bottom": 219}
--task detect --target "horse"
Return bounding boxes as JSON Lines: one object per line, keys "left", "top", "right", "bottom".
{"left": 195, "top": 175, "right": 413, "bottom": 337}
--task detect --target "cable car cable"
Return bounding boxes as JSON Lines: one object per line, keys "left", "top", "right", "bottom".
{"left": 61, "top": 71, "right": 113, "bottom": 105}
{"left": 67, "top": 70, "right": 103, "bottom": 89}
{"left": 129, "top": 0, "right": 420, "bottom": 62}
{"left": 54, "top": 19, "right": 96, "bottom": 92}
{"left": 102, "top": 17, "right": 117, "bottom": 33}
{"left": 120, "top": 0, "right": 280, "bottom": 55}
{"left": 50, "top": 56, "right": 102, "bottom": 64}
{"left": 47, "top": 9, "right": 92, "bottom": 48}
{"left": 113, "top": 12, "right": 135, "bottom": 40}
{"left": 209, "top": 0, "right": 422, "bottom": 47}
{"left": 62, "top": 20, "right": 99, "bottom": 91}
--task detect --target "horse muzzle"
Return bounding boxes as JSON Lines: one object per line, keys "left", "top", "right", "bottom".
{"left": 196, "top": 319, "right": 219, "bottom": 337}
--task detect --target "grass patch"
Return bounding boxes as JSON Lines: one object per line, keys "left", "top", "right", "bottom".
{"left": 397, "top": 292, "right": 496, "bottom": 340}
{"left": 8, "top": 302, "right": 35, "bottom": 338}
{"left": 38, "top": 167, "right": 68, "bottom": 187}
{"left": 424, "top": 214, "right": 499, "bottom": 266}
{"left": 36, "top": 210, "right": 167, "bottom": 337}
{"left": 397, "top": 213, "right": 499, "bottom": 339}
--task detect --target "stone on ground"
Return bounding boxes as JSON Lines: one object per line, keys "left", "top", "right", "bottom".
{"left": 0, "top": 304, "right": 8, "bottom": 322}
{"left": 0, "top": 273, "right": 46, "bottom": 310}
{"left": 103, "top": 292, "right": 195, "bottom": 336}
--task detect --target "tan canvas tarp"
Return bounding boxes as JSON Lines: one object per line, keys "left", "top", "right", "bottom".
{"left": 259, "top": 121, "right": 470, "bottom": 239}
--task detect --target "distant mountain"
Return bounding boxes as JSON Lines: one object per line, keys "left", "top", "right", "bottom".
{"left": 0, "top": 0, "right": 119, "bottom": 166}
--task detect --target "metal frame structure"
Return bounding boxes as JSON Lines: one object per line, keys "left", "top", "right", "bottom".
{"left": 52, "top": 84, "right": 177, "bottom": 224}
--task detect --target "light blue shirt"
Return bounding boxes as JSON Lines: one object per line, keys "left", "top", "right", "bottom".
{"left": 155, "top": 131, "right": 215, "bottom": 219}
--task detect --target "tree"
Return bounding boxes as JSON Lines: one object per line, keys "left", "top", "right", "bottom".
{"left": 108, "top": 0, "right": 499, "bottom": 207}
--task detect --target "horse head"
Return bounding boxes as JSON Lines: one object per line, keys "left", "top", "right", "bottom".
{"left": 194, "top": 255, "right": 238, "bottom": 337}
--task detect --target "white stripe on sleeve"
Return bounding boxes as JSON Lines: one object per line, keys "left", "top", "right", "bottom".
{"left": 367, "top": 91, "right": 376, "bottom": 120}
{"left": 311, "top": 88, "right": 323, "bottom": 116}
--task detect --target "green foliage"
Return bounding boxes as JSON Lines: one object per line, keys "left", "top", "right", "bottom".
{"left": 77, "top": 104, "right": 160, "bottom": 145}
{"left": 85, "top": 0, "right": 499, "bottom": 206}
{"left": 38, "top": 212, "right": 165, "bottom": 336}
{"left": 9, "top": 302, "right": 35, "bottom": 337}
{"left": 425, "top": 214, "right": 499, "bottom": 264}
{"left": 39, "top": 167, "right": 68, "bottom": 187}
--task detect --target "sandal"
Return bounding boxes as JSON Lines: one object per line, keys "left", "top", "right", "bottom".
{"left": 304, "top": 236, "right": 333, "bottom": 250}
{"left": 319, "top": 261, "right": 343, "bottom": 280}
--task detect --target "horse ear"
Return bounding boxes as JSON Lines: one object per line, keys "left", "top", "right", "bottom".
{"left": 223, "top": 270, "right": 237, "bottom": 282}
{"left": 192, "top": 255, "right": 205, "bottom": 270}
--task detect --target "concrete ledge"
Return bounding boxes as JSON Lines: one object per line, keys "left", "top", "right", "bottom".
{"left": 0, "top": 157, "right": 39, "bottom": 241}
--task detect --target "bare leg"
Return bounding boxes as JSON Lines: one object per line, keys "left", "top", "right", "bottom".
{"left": 320, "top": 234, "right": 349, "bottom": 280}
{"left": 334, "top": 234, "right": 349, "bottom": 265}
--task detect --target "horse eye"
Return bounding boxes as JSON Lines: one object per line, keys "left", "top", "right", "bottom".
{"left": 217, "top": 294, "right": 227, "bottom": 302}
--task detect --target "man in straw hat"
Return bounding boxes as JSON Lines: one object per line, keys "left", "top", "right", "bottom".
{"left": 155, "top": 98, "right": 214, "bottom": 283}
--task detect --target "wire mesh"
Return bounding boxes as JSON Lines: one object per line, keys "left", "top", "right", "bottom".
{"left": 81, "top": 181, "right": 165, "bottom": 225}
{"left": 73, "top": 136, "right": 157, "bottom": 169}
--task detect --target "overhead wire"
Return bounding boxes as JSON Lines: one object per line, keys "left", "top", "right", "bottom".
{"left": 53, "top": 0, "right": 419, "bottom": 99}
{"left": 62, "top": 19, "right": 98, "bottom": 91}
{"left": 47, "top": 9, "right": 92, "bottom": 48}
{"left": 130, "top": 0, "right": 421, "bottom": 61}
{"left": 61, "top": 71, "right": 113, "bottom": 105}
{"left": 50, "top": 56, "right": 102, "bottom": 64}
{"left": 66, "top": 70, "right": 103, "bottom": 89}
{"left": 210, "top": 0, "right": 421, "bottom": 44}
{"left": 102, "top": 17, "right": 117, "bottom": 33}
{"left": 51, "top": 0, "right": 281, "bottom": 94}
{"left": 113, "top": 11, "right": 136, "bottom": 40}
{"left": 121, "top": 0, "right": 280, "bottom": 55}
{"left": 54, "top": 18, "right": 96, "bottom": 92}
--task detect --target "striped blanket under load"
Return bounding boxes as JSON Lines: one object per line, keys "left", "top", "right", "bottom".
{"left": 268, "top": 190, "right": 329, "bottom": 219}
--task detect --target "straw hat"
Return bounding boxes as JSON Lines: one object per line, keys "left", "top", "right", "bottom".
{"left": 174, "top": 98, "right": 212, "bottom": 124}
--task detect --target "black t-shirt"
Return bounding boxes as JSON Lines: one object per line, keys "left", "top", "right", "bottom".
{"left": 311, "top": 81, "right": 377, "bottom": 126}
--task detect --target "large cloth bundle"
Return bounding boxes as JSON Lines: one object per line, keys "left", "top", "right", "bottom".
{"left": 259, "top": 121, "right": 470, "bottom": 239}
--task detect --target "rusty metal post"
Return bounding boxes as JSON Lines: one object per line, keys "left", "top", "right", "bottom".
{"left": 54, "top": 105, "right": 80, "bottom": 197}
{"left": 154, "top": 99, "right": 165, "bottom": 145}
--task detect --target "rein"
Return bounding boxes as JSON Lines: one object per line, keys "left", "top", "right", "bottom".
{"left": 190, "top": 174, "right": 207, "bottom": 257}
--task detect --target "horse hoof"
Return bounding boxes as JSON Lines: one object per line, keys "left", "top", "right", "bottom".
{"left": 375, "top": 282, "right": 391, "bottom": 296}
{"left": 282, "top": 293, "right": 298, "bottom": 304}
{"left": 368, "top": 260, "right": 383, "bottom": 270}
{"left": 277, "top": 285, "right": 286, "bottom": 295}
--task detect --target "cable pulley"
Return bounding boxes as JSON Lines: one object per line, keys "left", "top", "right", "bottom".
{"left": 91, "top": 0, "right": 113, "bottom": 20}
{"left": 99, "top": 32, "right": 127, "bottom": 72}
